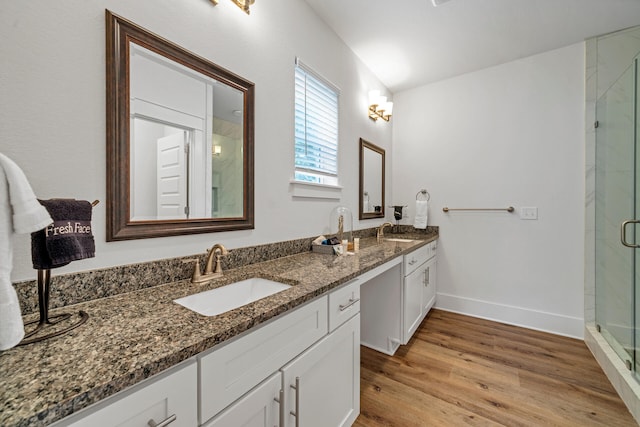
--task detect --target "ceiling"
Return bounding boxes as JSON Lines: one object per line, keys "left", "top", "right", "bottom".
{"left": 303, "top": 0, "right": 640, "bottom": 93}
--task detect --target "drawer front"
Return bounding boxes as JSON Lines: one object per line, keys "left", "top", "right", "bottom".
{"left": 328, "top": 279, "right": 360, "bottom": 332}
{"left": 404, "top": 244, "right": 430, "bottom": 276}
{"left": 56, "top": 361, "right": 198, "bottom": 427}
{"left": 199, "top": 296, "right": 328, "bottom": 424}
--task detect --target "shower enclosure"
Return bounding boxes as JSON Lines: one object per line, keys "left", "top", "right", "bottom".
{"left": 595, "top": 53, "right": 640, "bottom": 376}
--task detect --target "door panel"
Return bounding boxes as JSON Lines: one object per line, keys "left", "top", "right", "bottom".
{"left": 157, "top": 132, "right": 187, "bottom": 218}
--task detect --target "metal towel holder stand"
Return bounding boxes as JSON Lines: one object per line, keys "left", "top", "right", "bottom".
{"left": 19, "top": 199, "right": 99, "bottom": 346}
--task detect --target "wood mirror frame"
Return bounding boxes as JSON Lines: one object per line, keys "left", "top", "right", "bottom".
{"left": 106, "top": 11, "right": 254, "bottom": 241}
{"left": 359, "top": 138, "right": 386, "bottom": 220}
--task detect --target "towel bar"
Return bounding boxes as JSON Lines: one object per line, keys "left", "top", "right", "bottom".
{"left": 443, "top": 206, "right": 514, "bottom": 213}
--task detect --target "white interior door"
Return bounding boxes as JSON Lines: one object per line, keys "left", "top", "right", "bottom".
{"left": 157, "top": 132, "right": 187, "bottom": 218}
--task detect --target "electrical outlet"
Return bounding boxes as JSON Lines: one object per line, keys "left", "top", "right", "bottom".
{"left": 520, "top": 207, "right": 538, "bottom": 220}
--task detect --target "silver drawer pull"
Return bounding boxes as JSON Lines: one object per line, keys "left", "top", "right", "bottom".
{"left": 408, "top": 259, "right": 417, "bottom": 265}
{"left": 274, "top": 389, "right": 284, "bottom": 427}
{"left": 148, "top": 414, "right": 176, "bottom": 427}
{"left": 339, "top": 298, "right": 360, "bottom": 311}
{"left": 290, "top": 377, "right": 300, "bottom": 427}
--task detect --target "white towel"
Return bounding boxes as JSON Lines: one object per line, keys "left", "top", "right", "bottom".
{"left": 413, "top": 200, "right": 428, "bottom": 229}
{"left": 363, "top": 193, "right": 371, "bottom": 212}
{"left": 0, "top": 153, "right": 52, "bottom": 350}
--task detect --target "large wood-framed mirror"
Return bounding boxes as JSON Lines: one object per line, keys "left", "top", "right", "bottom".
{"left": 106, "top": 11, "right": 254, "bottom": 241}
{"left": 359, "top": 138, "right": 385, "bottom": 220}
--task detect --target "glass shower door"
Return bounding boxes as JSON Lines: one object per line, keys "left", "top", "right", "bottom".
{"left": 595, "top": 56, "right": 638, "bottom": 372}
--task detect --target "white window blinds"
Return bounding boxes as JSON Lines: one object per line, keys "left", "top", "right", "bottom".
{"left": 294, "top": 59, "right": 339, "bottom": 186}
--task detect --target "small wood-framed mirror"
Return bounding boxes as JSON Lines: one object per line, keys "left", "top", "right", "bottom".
{"left": 106, "top": 11, "right": 254, "bottom": 240}
{"left": 359, "top": 138, "right": 385, "bottom": 220}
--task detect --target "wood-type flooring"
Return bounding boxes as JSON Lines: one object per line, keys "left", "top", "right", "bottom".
{"left": 354, "top": 309, "right": 637, "bottom": 426}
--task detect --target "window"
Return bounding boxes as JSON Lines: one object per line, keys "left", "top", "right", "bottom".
{"left": 294, "top": 58, "right": 340, "bottom": 187}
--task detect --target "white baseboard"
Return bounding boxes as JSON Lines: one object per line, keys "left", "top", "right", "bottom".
{"left": 435, "top": 293, "right": 584, "bottom": 339}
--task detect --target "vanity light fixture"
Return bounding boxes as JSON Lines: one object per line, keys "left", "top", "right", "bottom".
{"left": 368, "top": 90, "right": 393, "bottom": 122}
{"left": 213, "top": 145, "right": 222, "bottom": 156}
{"left": 210, "top": 0, "right": 255, "bottom": 15}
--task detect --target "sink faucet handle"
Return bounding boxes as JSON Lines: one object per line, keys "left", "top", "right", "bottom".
{"left": 182, "top": 258, "right": 203, "bottom": 283}
{"left": 214, "top": 254, "right": 224, "bottom": 274}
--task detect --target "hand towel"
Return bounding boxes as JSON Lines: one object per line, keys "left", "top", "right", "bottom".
{"left": 413, "top": 200, "right": 428, "bottom": 229}
{"left": 363, "top": 193, "right": 371, "bottom": 212}
{"left": 0, "top": 153, "right": 52, "bottom": 350}
{"left": 31, "top": 199, "right": 95, "bottom": 269}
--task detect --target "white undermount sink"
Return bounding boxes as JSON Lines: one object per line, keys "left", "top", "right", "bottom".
{"left": 174, "top": 278, "right": 291, "bottom": 316}
{"left": 384, "top": 238, "right": 416, "bottom": 243}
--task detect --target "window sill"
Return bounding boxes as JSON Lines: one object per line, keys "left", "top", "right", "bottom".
{"left": 290, "top": 180, "right": 343, "bottom": 200}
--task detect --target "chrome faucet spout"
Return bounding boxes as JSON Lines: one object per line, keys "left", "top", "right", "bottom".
{"left": 377, "top": 222, "right": 394, "bottom": 243}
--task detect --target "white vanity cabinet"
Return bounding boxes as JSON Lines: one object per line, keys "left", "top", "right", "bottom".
{"left": 402, "top": 240, "right": 437, "bottom": 344}
{"left": 52, "top": 360, "right": 198, "bottom": 427}
{"left": 52, "top": 277, "right": 361, "bottom": 427}
{"left": 198, "top": 297, "right": 329, "bottom": 423}
{"left": 201, "top": 278, "right": 361, "bottom": 427}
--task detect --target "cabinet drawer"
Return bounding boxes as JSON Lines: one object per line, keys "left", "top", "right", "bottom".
{"left": 404, "top": 244, "right": 430, "bottom": 276}
{"left": 54, "top": 361, "right": 198, "bottom": 427}
{"left": 328, "top": 279, "right": 360, "bottom": 332}
{"left": 199, "top": 296, "right": 328, "bottom": 424}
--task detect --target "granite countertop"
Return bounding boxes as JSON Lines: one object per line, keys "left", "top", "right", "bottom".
{"left": 0, "top": 233, "right": 437, "bottom": 427}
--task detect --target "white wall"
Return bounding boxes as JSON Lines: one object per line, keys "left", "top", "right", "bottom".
{"left": 392, "top": 44, "right": 586, "bottom": 338}
{"left": 1, "top": 0, "right": 393, "bottom": 281}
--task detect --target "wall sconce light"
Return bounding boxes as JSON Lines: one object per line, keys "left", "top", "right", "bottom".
{"left": 368, "top": 90, "right": 393, "bottom": 122}
{"left": 213, "top": 145, "right": 222, "bottom": 156}
{"left": 210, "top": 0, "right": 255, "bottom": 15}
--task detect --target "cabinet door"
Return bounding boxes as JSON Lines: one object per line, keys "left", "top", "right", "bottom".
{"left": 59, "top": 361, "right": 197, "bottom": 427}
{"left": 199, "top": 297, "right": 328, "bottom": 422}
{"left": 403, "top": 264, "right": 425, "bottom": 344}
{"left": 422, "top": 257, "right": 437, "bottom": 315}
{"left": 281, "top": 314, "right": 360, "bottom": 427}
{"left": 203, "top": 372, "right": 281, "bottom": 427}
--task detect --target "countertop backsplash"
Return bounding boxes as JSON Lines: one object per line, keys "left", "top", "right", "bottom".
{"left": 13, "top": 226, "right": 438, "bottom": 315}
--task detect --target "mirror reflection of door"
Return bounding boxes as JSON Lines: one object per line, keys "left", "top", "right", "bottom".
{"left": 131, "top": 116, "right": 202, "bottom": 220}
{"left": 129, "top": 43, "right": 245, "bottom": 221}
{"left": 156, "top": 131, "right": 187, "bottom": 219}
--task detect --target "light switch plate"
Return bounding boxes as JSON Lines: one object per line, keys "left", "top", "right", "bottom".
{"left": 520, "top": 207, "right": 538, "bottom": 220}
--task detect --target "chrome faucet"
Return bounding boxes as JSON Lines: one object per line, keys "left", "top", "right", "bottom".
{"left": 189, "top": 243, "right": 229, "bottom": 283}
{"left": 376, "top": 222, "right": 394, "bottom": 243}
